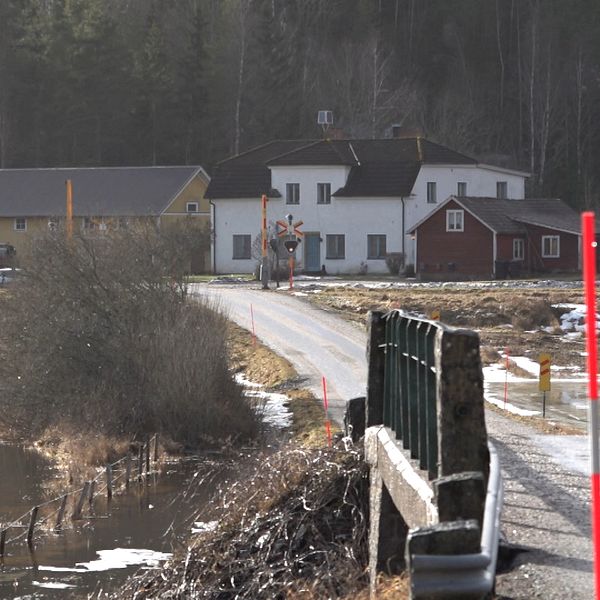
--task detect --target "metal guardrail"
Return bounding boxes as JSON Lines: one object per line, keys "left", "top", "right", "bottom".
{"left": 410, "top": 442, "right": 504, "bottom": 598}
{"left": 382, "top": 311, "right": 440, "bottom": 479}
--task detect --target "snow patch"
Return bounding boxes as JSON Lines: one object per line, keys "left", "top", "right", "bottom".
{"left": 192, "top": 520, "right": 219, "bottom": 534}
{"left": 235, "top": 373, "right": 293, "bottom": 428}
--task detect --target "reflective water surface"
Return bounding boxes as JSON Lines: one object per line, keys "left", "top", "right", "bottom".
{"left": 0, "top": 445, "right": 228, "bottom": 598}
{"left": 485, "top": 379, "right": 588, "bottom": 430}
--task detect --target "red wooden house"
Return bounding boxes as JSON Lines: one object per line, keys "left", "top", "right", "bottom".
{"left": 408, "top": 196, "right": 581, "bottom": 280}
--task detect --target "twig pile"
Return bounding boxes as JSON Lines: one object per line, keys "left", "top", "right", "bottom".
{"left": 120, "top": 445, "right": 369, "bottom": 599}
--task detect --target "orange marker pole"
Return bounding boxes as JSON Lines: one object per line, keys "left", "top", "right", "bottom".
{"left": 250, "top": 304, "right": 256, "bottom": 346}
{"left": 583, "top": 211, "right": 600, "bottom": 599}
{"left": 289, "top": 256, "right": 294, "bottom": 290}
{"left": 65, "top": 179, "right": 73, "bottom": 240}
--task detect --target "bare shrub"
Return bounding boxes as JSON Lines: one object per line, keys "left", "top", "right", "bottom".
{"left": 0, "top": 223, "right": 258, "bottom": 445}
{"left": 385, "top": 252, "right": 404, "bottom": 275}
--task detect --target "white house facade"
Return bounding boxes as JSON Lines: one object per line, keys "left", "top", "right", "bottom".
{"left": 207, "top": 138, "right": 529, "bottom": 274}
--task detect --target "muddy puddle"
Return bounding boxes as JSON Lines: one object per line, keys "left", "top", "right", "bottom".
{"left": 0, "top": 443, "right": 231, "bottom": 599}
{"left": 485, "top": 379, "right": 588, "bottom": 429}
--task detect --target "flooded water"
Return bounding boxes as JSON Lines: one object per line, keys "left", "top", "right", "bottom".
{"left": 0, "top": 444, "right": 230, "bottom": 599}
{"left": 485, "top": 379, "right": 589, "bottom": 429}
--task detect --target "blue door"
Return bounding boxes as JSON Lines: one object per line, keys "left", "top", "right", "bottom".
{"left": 304, "top": 233, "right": 321, "bottom": 272}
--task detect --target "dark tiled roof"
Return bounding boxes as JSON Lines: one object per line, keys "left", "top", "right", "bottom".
{"left": 333, "top": 162, "right": 421, "bottom": 197}
{"left": 457, "top": 197, "right": 580, "bottom": 234}
{"left": 0, "top": 166, "right": 204, "bottom": 217}
{"left": 207, "top": 138, "right": 479, "bottom": 199}
{"left": 205, "top": 141, "right": 310, "bottom": 199}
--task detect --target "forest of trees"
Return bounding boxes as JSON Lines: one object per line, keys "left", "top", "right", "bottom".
{"left": 1, "top": 0, "right": 600, "bottom": 209}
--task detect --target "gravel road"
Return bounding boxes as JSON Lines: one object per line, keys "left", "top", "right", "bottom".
{"left": 193, "top": 282, "right": 593, "bottom": 599}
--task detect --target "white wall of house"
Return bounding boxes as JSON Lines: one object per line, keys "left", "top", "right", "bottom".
{"left": 212, "top": 163, "right": 528, "bottom": 274}
{"left": 403, "top": 164, "right": 527, "bottom": 265}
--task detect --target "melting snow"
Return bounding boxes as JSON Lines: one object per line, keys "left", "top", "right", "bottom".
{"left": 192, "top": 520, "right": 219, "bottom": 534}
{"left": 32, "top": 581, "right": 77, "bottom": 589}
{"left": 39, "top": 549, "right": 171, "bottom": 574}
{"left": 235, "top": 373, "right": 293, "bottom": 428}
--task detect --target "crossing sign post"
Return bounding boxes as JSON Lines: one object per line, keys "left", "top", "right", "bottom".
{"left": 539, "top": 353, "right": 551, "bottom": 417}
{"left": 278, "top": 214, "right": 303, "bottom": 289}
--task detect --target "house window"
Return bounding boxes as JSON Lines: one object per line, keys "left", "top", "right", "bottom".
{"left": 326, "top": 234, "right": 345, "bottom": 259}
{"left": 446, "top": 209, "right": 464, "bottom": 232}
{"left": 186, "top": 201, "right": 199, "bottom": 213}
{"left": 48, "top": 218, "right": 59, "bottom": 231}
{"left": 367, "top": 235, "right": 386, "bottom": 259}
{"left": 497, "top": 181, "right": 508, "bottom": 199}
{"left": 233, "top": 234, "right": 251, "bottom": 259}
{"left": 83, "top": 217, "right": 96, "bottom": 230}
{"left": 513, "top": 238, "right": 524, "bottom": 260}
{"left": 427, "top": 182, "right": 437, "bottom": 203}
{"left": 286, "top": 183, "right": 300, "bottom": 205}
{"left": 14, "top": 217, "right": 26, "bottom": 231}
{"left": 457, "top": 182, "right": 467, "bottom": 196}
{"left": 542, "top": 235, "right": 560, "bottom": 258}
{"left": 317, "top": 183, "right": 331, "bottom": 204}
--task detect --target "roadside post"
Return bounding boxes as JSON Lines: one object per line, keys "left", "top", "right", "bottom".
{"left": 260, "top": 195, "right": 269, "bottom": 289}
{"left": 582, "top": 211, "right": 600, "bottom": 599}
{"left": 65, "top": 179, "right": 73, "bottom": 240}
{"left": 504, "top": 347, "right": 510, "bottom": 409}
{"left": 538, "top": 353, "right": 551, "bottom": 418}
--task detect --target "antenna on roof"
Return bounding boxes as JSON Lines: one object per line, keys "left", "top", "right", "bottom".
{"left": 317, "top": 110, "right": 333, "bottom": 135}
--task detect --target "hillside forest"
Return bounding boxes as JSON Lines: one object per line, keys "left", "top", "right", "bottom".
{"left": 0, "top": 0, "right": 599, "bottom": 209}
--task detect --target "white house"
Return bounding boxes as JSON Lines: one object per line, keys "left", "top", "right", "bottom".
{"left": 206, "top": 137, "right": 528, "bottom": 274}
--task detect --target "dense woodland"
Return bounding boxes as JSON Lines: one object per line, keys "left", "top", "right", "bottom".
{"left": 1, "top": 1, "right": 599, "bottom": 209}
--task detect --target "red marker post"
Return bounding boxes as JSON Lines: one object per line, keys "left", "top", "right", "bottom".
{"left": 583, "top": 211, "right": 600, "bottom": 599}
{"left": 322, "top": 376, "right": 332, "bottom": 447}
{"left": 504, "top": 347, "right": 510, "bottom": 409}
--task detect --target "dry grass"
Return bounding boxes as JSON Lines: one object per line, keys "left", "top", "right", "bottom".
{"left": 227, "top": 323, "right": 338, "bottom": 445}
{"left": 118, "top": 445, "right": 370, "bottom": 599}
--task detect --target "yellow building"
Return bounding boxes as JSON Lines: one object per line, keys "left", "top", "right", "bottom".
{"left": 0, "top": 166, "right": 211, "bottom": 272}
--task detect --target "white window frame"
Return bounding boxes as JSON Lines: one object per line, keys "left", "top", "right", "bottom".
{"left": 286, "top": 183, "right": 300, "bottom": 205}
{"left": 457, "top": 181, "right": 467, "bottom": 196}
{"left": 14, "top": 217, "right": 26, "bottom": 231}
{"left": 317, "top": 182, "right": 331, "bottom": 204}
{"left": 186, "top": 201, "right": 199, "bottom": 213}
{"left": 232, "top": 234, "right": 251, "bottom": 260}
{"left": 542, "top": 235, "right": 560, "bottom": 258}
{"left": 427, "top": 182, "right": 437, "bottom": 203}
{"left": 513, "top": 238, "right": 524, "bottom": 260}
{"left": 497, "top": 181, "right": 508, "bottom": 199}
{"left": 446, "top": 209, "right": 464, "bottom": 232}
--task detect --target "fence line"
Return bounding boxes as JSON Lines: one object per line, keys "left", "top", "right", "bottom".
{"left": 0, "top": 434, "right": 161, "bottom": 555}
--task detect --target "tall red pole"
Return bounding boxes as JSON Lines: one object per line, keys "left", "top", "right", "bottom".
{"left": 66, "top": 179, "right": 73, "bottom": 240}
{"left": 583, "top": 211, "right": 600, "bottom": 599}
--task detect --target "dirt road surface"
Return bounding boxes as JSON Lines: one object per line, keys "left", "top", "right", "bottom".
{"left": 192, "top": 282, "right": 593, "bottom": 599}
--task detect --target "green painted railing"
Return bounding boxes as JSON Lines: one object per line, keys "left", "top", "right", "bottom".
{"left": 382, "top": 311, "right": 440, "bottom": 479}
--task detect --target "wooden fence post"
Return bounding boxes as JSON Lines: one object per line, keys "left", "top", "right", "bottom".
{"left": 55, "top": 495, "right": 68, "bottom": 530}
{"left": 0, "top": 529, "right": 6, "bottom": 556}
{"left": 73, "top": 482, "right": 90, "bottom": 520}
{"left": 145, "top": 437, "right": 151, "bottom": 475}
{"left": 88, "top": 480, "right": 95, "bottom": 508}
{"left": 153, "top": 434, "right": 159, "bottom": 463}
{"left": 138, "top": 445, "right": 144, "bottom": 481}
{"left": 125, "top": 453, "right": 132, "bottom": 489}
{"left": 106, "top": 465, "right": 113, "bottom": 499}
{"left": 27, "top": 506, "right": 39, "bottom": 548}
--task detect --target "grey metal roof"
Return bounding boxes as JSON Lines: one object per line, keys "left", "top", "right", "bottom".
{"left": 456, "top": 197, "right": 581, "bottom": 234}
{"left": 0, "top": 166, "right": 205, "bottom": 217}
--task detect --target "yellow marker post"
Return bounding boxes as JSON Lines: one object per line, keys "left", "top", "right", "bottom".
{"left": 430, "top": 309, "right": 440, "bottom": 321}
{"left": 539, "top": 353, "right": 551, "bottom": 417}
